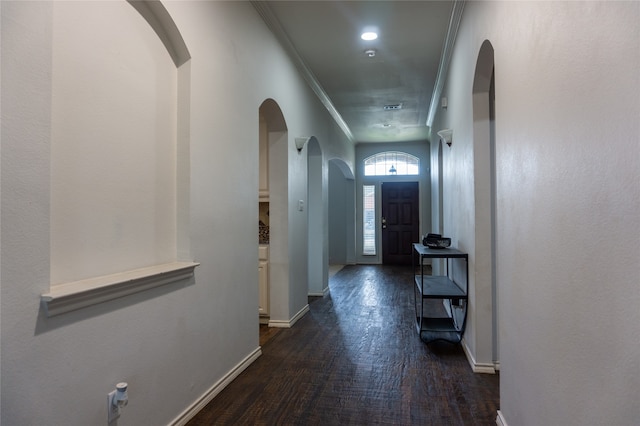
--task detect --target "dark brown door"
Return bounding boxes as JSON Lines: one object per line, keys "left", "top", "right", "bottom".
{"left": 381, "top": 182, "right": 419, "bottom": 265}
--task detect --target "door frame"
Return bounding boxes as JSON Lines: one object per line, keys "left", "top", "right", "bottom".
{"left": 354, "top": 142, "right": 432, "bottom": 265}
{"left": 381, "top": 181, "right": 420, "bottom": 265}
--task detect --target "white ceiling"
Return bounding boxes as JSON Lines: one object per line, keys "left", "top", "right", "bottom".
{"left": 254, "top": 1, "right": 458, "bottom": 144}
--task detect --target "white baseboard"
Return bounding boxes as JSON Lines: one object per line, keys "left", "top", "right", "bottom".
{"left": 169, "top": 347, "right": 262, "bottom": 426}
{"left": 268, "top": 304, "right": 309, "bottom": 328}
{"left": 461, "top": 338, "right": 497, "bottom": 374}
{"left": 308, "top": 286, "right": 330, "bottom": 298}
{"left": 496, "top": 410, "right": 508, "bottom": 426}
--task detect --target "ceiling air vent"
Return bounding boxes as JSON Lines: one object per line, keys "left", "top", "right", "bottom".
{"left": 383, "top": 103, "right": 403, "bottom": 111}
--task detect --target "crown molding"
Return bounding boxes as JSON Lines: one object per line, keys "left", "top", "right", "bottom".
{"left": 426, "top": 1, "right": 466, "bottom": 128}
{"left": 251, "top": 1, "right": 355, "bottom": 144}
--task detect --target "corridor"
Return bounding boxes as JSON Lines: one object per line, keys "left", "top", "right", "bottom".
{"left": 188, "top": 265, "right": 499, "bottom": 425}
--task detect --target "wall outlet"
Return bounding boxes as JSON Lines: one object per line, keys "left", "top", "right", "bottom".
{"left": 107, "top": 390, "right": 120, "bottom": 423}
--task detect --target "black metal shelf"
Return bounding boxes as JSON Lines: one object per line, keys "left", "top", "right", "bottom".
{"left": 412, "top": 243, "right": 468, "bottom": 344}
{"left": 414, "top": 275, "right": 466, "bottom": 299}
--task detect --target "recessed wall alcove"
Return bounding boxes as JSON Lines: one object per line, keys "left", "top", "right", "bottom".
{"left": 43, "top": 0, "right": 195, "bottom": 316}
{"left": 470, "top": 39, "right": 497, "bottom": 370}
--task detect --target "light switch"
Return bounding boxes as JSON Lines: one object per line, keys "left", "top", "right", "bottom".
{"left": 298, "top": 200, "right": 304, "bottom": 211}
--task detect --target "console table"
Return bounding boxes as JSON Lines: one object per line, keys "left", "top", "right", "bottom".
{"left": 412, "top": 243, "right": 468, "bottom": 343}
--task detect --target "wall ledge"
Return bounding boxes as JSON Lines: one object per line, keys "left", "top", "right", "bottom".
{"left": 41, "top": 261, "right": 199, "bottom": 317}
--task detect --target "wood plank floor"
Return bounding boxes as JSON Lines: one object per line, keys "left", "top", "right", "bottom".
{"left": 188, "top": 264, "right": 499, "bottom": 425}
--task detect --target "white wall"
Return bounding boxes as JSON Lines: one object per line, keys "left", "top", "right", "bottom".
{"left": 432, "top": 1, "right": 640, "bottom": 424}
{"left": 1, "top": 1, "right": 354, "bottom": 425}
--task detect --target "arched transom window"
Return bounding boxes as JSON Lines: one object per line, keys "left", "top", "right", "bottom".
{"left": 364, "top": 151, "right": 419, "bottom": 176}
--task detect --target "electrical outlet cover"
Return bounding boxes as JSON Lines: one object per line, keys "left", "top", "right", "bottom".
{"left": 107, "top": 391, "right": 120, "bottom": 423}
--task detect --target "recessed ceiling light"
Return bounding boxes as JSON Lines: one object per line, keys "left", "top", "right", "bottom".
{"left": 361, "top": 26, "right": 379, "bottom": 41}
{"left": 361, "top": 31, "right": 378, "bottom": 41}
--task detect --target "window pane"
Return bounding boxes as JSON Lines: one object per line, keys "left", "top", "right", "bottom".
{"left": 363, "top": 185, "right": 376, "bottom": 255}
{"left": 364, "top": 151, "right": 419, "bottom": 176}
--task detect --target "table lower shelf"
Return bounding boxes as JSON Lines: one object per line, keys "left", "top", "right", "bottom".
{"left": 414, "top": 275, "right": 466, "bottom": 298}
{"left": 415, "top": 316, "right": 463, "bottom": 343}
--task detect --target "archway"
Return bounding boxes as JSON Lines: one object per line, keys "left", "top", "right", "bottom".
{"left": 258, "top": 99, "right": 289, "bottom": 327}
{"left": 472, "top": 40, "right": 498, "bottom": 369}
{"left": 438, "top": 140, "right": 444, "bottom": 236}
{"left": 307, "top": 137, "right": 326, "bottom": 296}
{"left": 328, "top": 159, "right": 356, "bottom": 268}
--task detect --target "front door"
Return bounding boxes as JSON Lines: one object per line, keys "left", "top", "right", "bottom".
{"left": 381, "top": 182, "right": 419, "bottom": 265}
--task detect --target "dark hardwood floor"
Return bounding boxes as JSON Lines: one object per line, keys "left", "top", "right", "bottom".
{"left": 188, "top": 265, "right": 499, "bottom": 425}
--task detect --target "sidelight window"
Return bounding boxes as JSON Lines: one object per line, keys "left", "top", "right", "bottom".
{"left": 363, "top": 185, "right": 376, "bottom": 255}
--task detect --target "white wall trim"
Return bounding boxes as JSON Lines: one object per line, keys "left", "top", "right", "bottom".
{"left": 169, "top": 347, "right": 262, "bottom": 426}
{"left": 126, "top": 0, "right": 191, "bottom": 67}
{"left": 461, "top": 337, "right": 497, "bottom": 374}
{"left": 496, "top": 410, "right": 508, "bottom": 426}
{"left": 250, "top": 1, "right": 354, "bottom": 143}
{"left": 308, "top": 286, "right": 330, "bottom": 298}
{"left": 425, "top": 0, "right": 466, "bottom": 127}
{"left": 41, "top": 262, "right": 199, "bottom": 317}
{"left": 268, "top": 304, "right": 310, "bottom": 328}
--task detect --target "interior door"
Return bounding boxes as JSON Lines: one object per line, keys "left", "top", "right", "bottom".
{"left": 381, "top": 182, "right": 419, "bottom": 265}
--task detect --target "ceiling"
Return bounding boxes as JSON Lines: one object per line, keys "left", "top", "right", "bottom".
{"left": 253, "top": 1, "right": 461, "bottom": 144}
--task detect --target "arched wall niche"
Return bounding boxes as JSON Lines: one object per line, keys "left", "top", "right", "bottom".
{"left": 44, "top": 0, "right": 195, "bottom": 316}
{"left": 127, "top": 0, "right": 190, "bottom": 67}
{"left": 470, "top": 39, "right": 498, "bottom": 369}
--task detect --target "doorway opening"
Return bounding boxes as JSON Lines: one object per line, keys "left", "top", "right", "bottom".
{"left": 307, "top": 137, "right": 326, "bottom": 296}
{"left": 328, "top": 159, "right": 356, "bottom": 269}
{"left": 258, "top": 98, "right": 288, "bottom": 328}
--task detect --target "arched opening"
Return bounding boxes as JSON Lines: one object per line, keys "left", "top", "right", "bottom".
{"left": 307, "top": 137, "right": 326, "bottom": 296}
{"left": 258, "top": 99, "right": 289, "bottom": 328}
{"left": 472, "top": 39, "right": 498, "bottom": 369}
{"left": 429, "top": 139, "right": 446, "bottom": 277}
{"left": 438, "top": 141, "right": 444, "bottom": 236}
{"left": 328, "top": 159, "right": 356, "bottom": 269}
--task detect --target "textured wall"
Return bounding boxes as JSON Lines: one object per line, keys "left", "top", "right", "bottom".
{"left": 0, "top": 1, "right": 354, "bottom": 425}
{"left": 432, "top": 1, "right": 640, "bottom": 424}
